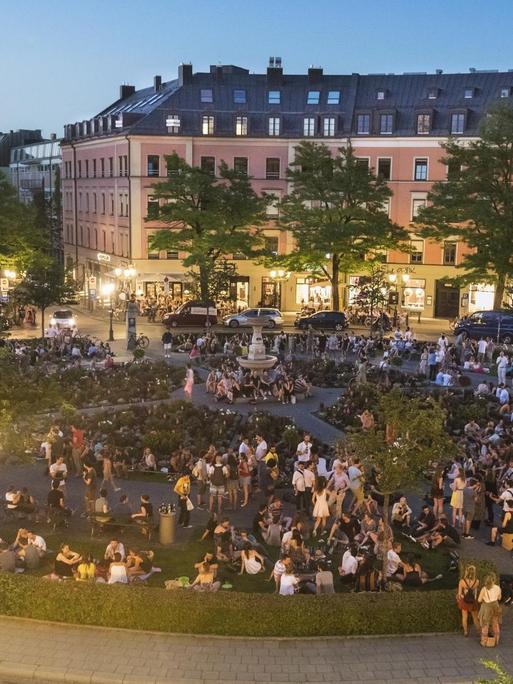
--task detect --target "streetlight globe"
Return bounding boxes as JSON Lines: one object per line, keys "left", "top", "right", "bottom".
{"left": 388, "top": 273, "right": 397, "bottom": 283}
{"left": 401, "top": 273, "right": 410, "bottom": 284}
{"left": 278, "top": 269, "right": 285, "bottom": 278}
{"left": 114, "top": 268, "right": 122, "bottom": 277}
{"left": 101, "top": 282, "right": 115, "bottom": 296}
{"left": 270, "top": 270, "right": 277, "bottom": 279}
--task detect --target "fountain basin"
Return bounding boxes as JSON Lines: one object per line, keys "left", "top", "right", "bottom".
{"left": 237, "top": 355, "right": 277, "bottom": 371}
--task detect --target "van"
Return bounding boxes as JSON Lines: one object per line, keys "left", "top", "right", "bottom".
{"left": 454, "top": 310, "right": 513, "bottom": 344}
{"left": 162, "top": 300, "right": 217, "bottom": 327}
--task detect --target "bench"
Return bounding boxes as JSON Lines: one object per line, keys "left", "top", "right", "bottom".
{"left": 88, "top": 515, "right": 154, "bottom": 541}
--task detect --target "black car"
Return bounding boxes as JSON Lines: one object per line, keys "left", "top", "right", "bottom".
{"left": 454, "top": 309, "right": 513, "bottom": 343}
{"left": 295, "top": 310, "right": 347, "bottom": 331}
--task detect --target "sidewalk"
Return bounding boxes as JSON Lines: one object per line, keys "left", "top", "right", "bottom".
{"left": 0, "top": 614, "right": 511, "bottom": 684}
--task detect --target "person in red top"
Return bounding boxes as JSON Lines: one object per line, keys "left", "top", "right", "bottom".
{"left": 71, "top": 423, "right": 85, "bottom": 477}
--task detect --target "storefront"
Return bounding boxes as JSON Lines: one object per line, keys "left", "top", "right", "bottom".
{"left": 295, "top": 277, "right": 332, "bottom": 308}
{"left": 468, "top": 283, "right": 495, "bottom": 313}
{"left": 229, "top": 276, "right": 249, "bottom": 310}
{"left": 402, "top": 278, "right": 426, "bottom": 312}
{"left": 261, "top": 277, "right": 281, "bottom": 308}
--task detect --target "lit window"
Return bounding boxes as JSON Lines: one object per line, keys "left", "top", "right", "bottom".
{"left": 202, "top": 115, "right": 214, "bottom": 135}
{"left": 268, "top": 90, "right": 281, "bottom": 104}
{"left": 428, "top": 88, "right": 439, "bottom": 100}
{"left": 268, "top": 117, "right": 280, "bottom": 136}
{"left": 200, "top": 88, "right": 213, "bottom": 103}
{"left": 303, "top": 117, "right": 316, "bottom": 136}
{"left": 323, "top": 117, "right": 336, "bottom": 136}
{"left": 451, "top": 113, "right": 465, "bottom": 134}
{"left": 307, "top": 90, "right": 320, "bottom": 105}
{"left": 416, "top": 113, "right": 430, "bottom": 135}
{"left": 379, "top": 113, "right": 393, "bottom": 134}
{"left": 327, "top": 91, "right": 340, "bottom": 105}
{"left": 166, "top": 114, "right": 181, "bottom": 134}
{"left": 464, "top": 88, "right": 474, "bottom": 99}
{"left": 235, "top": 116, "right": 248, "bottom": 136}
{"left": 414, "top": 159, "right": 428, "bottom": 181}
{"left": 233, "top": 89, "right": 246, "bottom": 104}
{"left": 376, "top": 90, "right": 385, "bottom": 100}
{"left": 500, "top": 87, "right": 511, "bottom": 98}
{"left": 357, "top": 114, "right": 370, "bottom": 134}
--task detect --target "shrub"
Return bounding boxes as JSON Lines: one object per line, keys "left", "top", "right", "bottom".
{"left": 0, "top": 574, "right": 461, "bottom": 637}
{"left": 390, "top": 356, "right": 403, "bottom": 367}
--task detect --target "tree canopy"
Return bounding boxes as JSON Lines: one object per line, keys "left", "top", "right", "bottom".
{"left": 147, "top": 154, "right": 269, "bottom": 301}
{"left": 278, "top": 142, "right": 408, "bottom": 310}
{"left": 416, "top": 102, "right": 513, "bottom": 309}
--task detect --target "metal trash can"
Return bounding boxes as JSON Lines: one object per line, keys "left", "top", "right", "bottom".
{"left": 159, "top": 511, "right": 176, "bottom": 545}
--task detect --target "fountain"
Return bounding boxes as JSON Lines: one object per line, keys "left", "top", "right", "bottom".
{"left": 237, "top": 316, "right": 278, "bottom": 375}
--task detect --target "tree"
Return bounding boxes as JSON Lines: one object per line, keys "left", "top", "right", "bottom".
{"left": 347, "top": 389, "right": 456, "bottom": 584}
{"left": 147, "top": 154, "right": 269, "bottom": 301}
{"left": 0, "top": 171, "right": 43, "bottom": 270}
{"left": 416, "top": 102, "right": 513, "bottom": 309}
{"left": 184, "top": 258, "right": 236, "bottom": 302}
{"left": 352, "top": 263, "right": 390, "bottom": 335}
{"left": 278, "top": 142, "right": 408, "bottom": 310}
{"left": 13, "top": 255, "right": 75, "bottom": 336}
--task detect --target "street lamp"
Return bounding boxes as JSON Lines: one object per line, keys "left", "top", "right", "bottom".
{"left": 4, "top": 269, "right": 17, "bottom": 280}
{"left": 101, "top": 282, "right": 115, "bottom": 342}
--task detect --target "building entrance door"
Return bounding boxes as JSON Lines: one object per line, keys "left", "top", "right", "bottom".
{"left": 434, "top": 281, "right": 460, "bottom": 318}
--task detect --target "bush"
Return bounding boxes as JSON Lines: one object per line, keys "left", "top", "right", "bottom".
{"left": 0, "top": 574, "right": 461, "bottom": 637}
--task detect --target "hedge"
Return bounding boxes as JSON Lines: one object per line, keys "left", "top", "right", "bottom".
{"left": 0, "top": 574, "right": 460, "bottom": 637}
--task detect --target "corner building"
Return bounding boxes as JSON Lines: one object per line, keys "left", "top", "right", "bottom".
{"left": 61, "top": 62, "right": 513, "bottom": 317}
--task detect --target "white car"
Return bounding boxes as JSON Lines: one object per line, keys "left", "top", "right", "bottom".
{"left": 223, "top": 308, "right": 284, "bottom": 329}
{"left": 50, "top": 309, "right": 76, "bottom": 329}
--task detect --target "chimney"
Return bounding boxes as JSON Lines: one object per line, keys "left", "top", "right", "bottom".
{"left": 308, "top": 66, "right": 323, "bottom": 82}
{"left": 210, "top": 65, "right": 224, "bottom": 81}
{"left": 119, "top": 84, "right": 136, "bottom": 100}
{"left": 267, "top": 56, "right": 283, "bottom": 85}
{"left": 178, "top": 63, "right": 193, "bottom": 86}
{"left": 50, "top": 133, "right": 57, "bottom": 141}
{"left": 153, "top": 75, "right": 162, "bottom": 92}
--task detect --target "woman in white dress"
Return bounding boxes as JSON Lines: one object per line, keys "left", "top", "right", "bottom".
{"left": 239, "top": 544, "right": 265, "bottom": 575}
{"left": 312, "top": 476, "right": 330, "bottom": 537}
{"left": 279, "top": 567, "right": 298, "bottom": 596}
{"left": 184, "top": 363, "right": 194, "bottom": 401}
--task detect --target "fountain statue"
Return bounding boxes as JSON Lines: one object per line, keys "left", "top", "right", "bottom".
{"left": 237, "top": 316, "right": 278, "bottom": 375}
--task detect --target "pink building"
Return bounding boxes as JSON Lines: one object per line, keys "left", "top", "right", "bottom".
{"left": 61, "top": 61, "right": 513, "bottom": 316}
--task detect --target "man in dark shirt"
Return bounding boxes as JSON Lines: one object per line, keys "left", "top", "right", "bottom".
{"left": 47, "top": 480, "right": 71, "bottom": 518}
{"left": 0, "top": 542, "right": 15, "bottom": 573}
{"left": 412, "top": 505, "right": 436, "bottom": 538}
{"left": 113, "top": 494, "right": 132, "bottom": 523}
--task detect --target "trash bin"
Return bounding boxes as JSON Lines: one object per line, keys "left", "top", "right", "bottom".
{"left": 159, "top": 511, "right": 176, "bottom": 545}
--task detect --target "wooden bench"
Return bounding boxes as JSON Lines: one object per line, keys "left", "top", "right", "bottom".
{"left": 88, "top": 515, "right": 154, "bottom": 541}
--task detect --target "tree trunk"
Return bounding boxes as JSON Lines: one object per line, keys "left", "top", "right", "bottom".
{"left": 381, "top": 492, "right": 390, "bottom": 590}
{"left": 40, "top": 307, "right": 45, "bottom": 338}
{"left": 331, "top": 256, "right": 340, "bottom": 311}
{"left": 199, "top": 265, "right": 209, "bottom": 302}
{"left": 494, "top": 274, "right": 506, "bottom": 310}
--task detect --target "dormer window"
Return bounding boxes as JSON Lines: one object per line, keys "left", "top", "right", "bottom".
{"left": 379, "top": 113, "right": 393, "bottom": 135}
{"left": 233, "top": 89, "right": 246, "bottom": 104}
{"left": 500, "top": 87, "right": 511, "bottom": 98}
{"left": 166, "top": 114, "right": 181, "bottom": 134}
{"left": 268, "top": 90, "right": 281, "bottom": 104}
{"left": 416, "top": 113, "right": 431, "bottom": 135}
{"left": 451, "top": 112, "right": 465, "bottom": 135}
{"left": 428, "top": 87, "right": 439, "bottom": 100}
{"left": 376, "top": 90, "right": 386, "bottom": 100}
{"left": 464, "top": 88, "right": 474, "bottom": 99}
{"left": 307, "top": 90, "right": 320, "bottom": 105}
{"left": 200, "top": 88, "right": 213, "bottom": 103}
{"left": 327, "top": 91, "right": 340, "bottom": 105}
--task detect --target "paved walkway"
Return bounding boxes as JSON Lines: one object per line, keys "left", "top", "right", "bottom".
{"left": 0, "top": 615, "right": 511, "bottom": 684}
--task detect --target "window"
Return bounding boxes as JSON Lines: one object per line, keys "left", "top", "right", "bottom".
{"left": 377, "top": 158, "right": 391, "bottom": 180}
{"left": 100, "top": 158, "right": 105, "bottom": 177}
{"left": 307, "top": 90, "right": 320, "bottom": 104}
{"left": 235, "top": 115, "right": 248, "bottom": 136}
{"left": 356, "top": 158, "right": 369, "bottom": 171}
{"left": 356, "top": 114, "right": 370, "bottom": 134}
{"left": 93, "top": 159, "right": 97, "bottom": 178}
{"left": 464, "top": 88, "right": 474, "bottom": 99}
{"left": 93, "top": 193, "right": 97, "bottom": 213}
{"left": 268, "top": 117, "right": 280, "bottom": 136}
{"left": 379, "top": 113, "right": 393, "bottom": 134}
{"left": 102, "top": 230, "right": 106, "bottom": 252}
{"left": 376, "top": 90, "right": 385, "bottom": 100}
{"left": 414, "top": 158, "right": 428, "bottom": 181}
{"left": 266, "top": 158, "right": 280, "bottom": 180}
{"left": 77, "top": 161, "right": 82, "bottom": 178}
{"left": 166, "top": 115, "right": 181, "bottom": 134}
{"left": 119, "top": 194, "right": 124, "bottom": 216}
{"left": 327, "top": 91, "right": 340, "bottom": 105}
{"left": 451, "top": 113, "right": 465, "bottom": 134}
{"left": 200, "top": 156, "right": 215, "bottom": 175}
{"left": 443, "top": 241, "right": 456, "bottom": 265}
{"left": 428, "top": 87, "right": 439, "bottom": 100}
{"left": 85, "top": 160, "right": 89, "bottom": 178}
{"left": 200, "top": 88, "right": 213, "bottom": 103}
{"left": 109, "top": 157, "right": 113, "bottom": 177}
{"left": 101, "top": 193, "right": 106, "bottom": 215}
{"left": 233, "top": 89, "right": 246, "bottom": 104}
{"left": 264, "top": 236, "right": 279, "bottom": 256}
{"left": 411, "top": 198, "right": 426, "bottom": 219}
{"left": 323, "top": 117, "right": 336, "bottom": 136}
{"left": 166, "top": 250, "right": 179, "bottom": 259}
{"left": 233, "top": 157, "right": 248, "bottom": 175}
{"left": 78, "top": 192, "right": 82, "bottom": 211}
{"left": 147, "top": 196, "right": 159, "bottom": 219}
{"left": 417, "top": 113, "right": 430, "bottom": 135}
{"left": 202, "top": 115, "right": 214, "bottom": 135}
{"left": 118, "top": 155, "right": 123, "bottom": 176}
{"left": 500, "top": 87, "right": 511, "bottom": 98}
{"left": 85, "top": 194, "right": 89, "bottom": 213}
{"left": 123, "top": 155, "right": 128, "bottom": 175}
{"left": 147, "top": 236, "right": 159, "bottom": 259}
{"left": 303, "top": 117, "right": 316, "bottom": 136}
{"left": 447, "top": 160, "right": 461, "bottom": 181}
{"left": 110, "top": 194, "right": 114, "bottom": 215}
{"left": 147, "top": 155, "right": 159, "bottom": 177}
{"left": 111, "top": 231, "right": 115, "bottom": 254}
{"left": 266, "top": 193, "right": 281, "bottom": 217}
{"left": 410, "top": 239, "right": 424, "bottom": 263}
{"left": 268, "top": 90, "right": 281, "bottom": 104}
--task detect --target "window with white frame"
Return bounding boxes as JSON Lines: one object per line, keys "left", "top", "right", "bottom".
{"left": 327, "top": 91, "right": 340, "bottom": 105}
{"left": 268, "top": 116, "right": 280, "bottom": 136}
{"left": 377, "top": 158, "right": 391, "bottom": 180}
{"left": 443, "top": 241, "right": 457, "bottom": 265}
{"left": 410, "top": 239, "right": 424, "bottom": 263}
{"left": 376, "top": 90, "right": 385, "bottom": 100}
{"left": 411, "top": 198, "right": 427, "bottom": 219}
{"left": 464, "top": 88, "right": 474, "bottom": 99}
{"left": 303, "top": 117, "right": 316, "bottom": 136}
{"left": 416, "top": 113, "right": 430, "bottom": 135}
{"left": 323, "top": 117, "right": 336, "bottom": 136}
{"left": 500, "top": 87, "right": 511, "bottom": 98}
{"left": 356, "top": 114, "right": 370, "bottom": 134}
{"left": 307, "top": 90, "right": 320, "bottom": 104}
{"left": 200, "top": 88, "right": 213, "bottom": 103}
{"left": 451, "top": 113, "right": 465, "bottom": 134}
{"left": 414, "top": 158, "right": 428, "bottom": 181}
{"left": 379, "top": 113, "right": 393, "bottom": 134}
{"left": 202, "top": 115, "right": 214, "bottom": 135}
{"left": 235, "top": 116, "right": 248, "bottom": 136}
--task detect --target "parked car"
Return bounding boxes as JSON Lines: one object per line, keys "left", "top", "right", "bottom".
{"left": 50, "top": 309, "right": 76, "bottom": 329}
{"left": 223, "top": 308, "right": 284, "bottom": 329}
{"left": 454, "top": 309, "right": 513, "bottom": 343}
{"left": 163, "top": 300, "right": 217, "bottom": 327}
{"left": 295, "top": 310, "right": 347, "bottom": 331}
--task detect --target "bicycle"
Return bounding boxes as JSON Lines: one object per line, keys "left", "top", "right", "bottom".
{"left": 136, "top": 334, "right": 150, "bottom": 349}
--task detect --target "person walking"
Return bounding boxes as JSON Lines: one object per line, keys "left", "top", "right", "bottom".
{"left": 478, "top": 573, "right": 502, "bottom": 647}
{"left": 312, "top": 476, "right": 330, "bottom": 537}
{"left": 457, "top": 565, "right": 480, "bottom": 637}
{"left": 184, "top": 363, "right": 194, "bottom": 400}
{"left": 497, "top": 351, "right": 509, "bottom": 386}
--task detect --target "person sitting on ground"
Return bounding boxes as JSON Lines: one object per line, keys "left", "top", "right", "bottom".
{"left": 487, "top": 499, "right": 513, "bottom": 550}
{"left": 190, "top": 561, "right": 221, "bottom": 592}
{"left": 94, "top": 488, "right": 113, "bottom": 523}
{"left": 76, "top": 554, "right": 96, "bottom": 582}
{"left": 140, "top": 447, "right": 157, "bottom": 472}
{"left": 385, "top": 541, "right": 404, "bottom": 580}
{"left": 108, "top": 552, "right": 128, "bottom": 584}
{"left": 279, "top": 565, "right": 299, "bottom": 596}
{"left": 339, "top": 544, "right": 359, "bottom": 584}
{"left": 49, "top": 456, "right": 68, "bottom": 484}
{"left": 396, "top": 553, "right": 443, "bottom": 585}
{"left": 52, "top": 544, "right": 82, "bottom": 579}
{"left": 104, "top": 538, "right": 126, "bottom": 563}
{"left": 411, "top": 505, "right": 437, "bottom": 539}
{"left": 239, "top": 543, "right": 265, "bottom": 575}
{"left": 419, "top": 515, "right": 461, "bottom": 549}
{"left": 391, "top": 496, "right": 412, "bottom": 527}
{"left": 0, "top": 541, "right": 16, "bottom": 573}
{"left": 47, "top": 480, "right": 72, "bottom": 521}
{"left": 315, "top": 560, "right": 335, "bottom": 595}
{"left": 213, "top": 518, "right": 233, "bottom": 561}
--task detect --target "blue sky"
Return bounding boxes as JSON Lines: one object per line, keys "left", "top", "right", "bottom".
{"left": 1, "top": 0, "right": 512, "bottom": 136}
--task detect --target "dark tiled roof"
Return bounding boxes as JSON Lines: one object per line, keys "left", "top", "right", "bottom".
{"left": 63, "top": 66, "right": 513, "bottom": 141}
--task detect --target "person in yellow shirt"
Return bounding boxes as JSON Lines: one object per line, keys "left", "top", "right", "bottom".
{"left": 174, "top": 472, "right": 192, "bottom": 528}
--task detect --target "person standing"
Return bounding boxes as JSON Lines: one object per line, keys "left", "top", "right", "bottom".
{"left": 184, "top": 363, "right": 194, "bottom": 400}
{"left": 174, "top": 471, "right": 192, "bottom": 529}
{"left": 254, "top": 433, "right": 268, "bottom": 492}
{"left": 82, "top": 464, "right": 97, "bottom": 515}
{"left": 457, "top": 565, "right": 480, "bottom": 637}
{"left": 497, "top": 351, "right": 509, "bottom": 387}
{"left": 312, "top": 476, "right": 330, "bottom": 537}
{"left": 292, "top": 462, "right": 307, "bottom": 512}
{"left": 70, "top": 422, "right": 85, "bottom": 476}
{"left": 296, "top": 433, "right": 312, "bottom": 464}
{"left": 478, "top": 574, "right": 502, "bottom": 647}
{"left": 161, "top": 330, "right": 173, "bottom": 359}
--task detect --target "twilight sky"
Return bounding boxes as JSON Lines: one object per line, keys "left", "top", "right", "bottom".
{"left": 1, "top": 0, "right": 512, "bottom": 136}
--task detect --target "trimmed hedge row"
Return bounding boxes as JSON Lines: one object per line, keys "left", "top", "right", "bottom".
{"left": 0, "top": 574, "right": 460, "bottom": 637}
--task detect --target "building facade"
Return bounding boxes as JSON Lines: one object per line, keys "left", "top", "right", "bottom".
{"left": 9, "top": 135, "right": 61, "bottom": 204}
{"left": 61, "top": 62, "right": 513, "bottom": 317}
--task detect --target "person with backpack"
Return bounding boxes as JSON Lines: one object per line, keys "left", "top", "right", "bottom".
{"left": 457, "top": 564, "right": 480, "bottom": 637}
{"left": 208, "top": 455, "right": 228, "bottom": 514}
